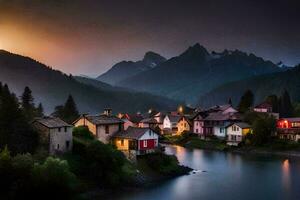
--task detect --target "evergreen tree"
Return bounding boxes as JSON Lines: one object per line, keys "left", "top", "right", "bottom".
{"left": 279, "top": 89, "right": 294, "bottom": 117}
{"left": 52, "top": 95, "right": 79, "bottom": 124}
{"left": 0, "top": 84, "right": 38, "bottom": 154}
{"left": 265, "top": 94, "right": 279, "bottom": 113}
{"left": 36, "top": 103, "right": 44, "bottom": 117}
{"left": 228, "top": 97, "right": 232, "bottom": 105}
{"left": 238, "top": 90, "right": 254, "bottom": 113}
{"left": 63, "top": 95, "right": 79, "bottom": 124}
{"left": 20, "top": 86, "right": 35, "bottom": 120}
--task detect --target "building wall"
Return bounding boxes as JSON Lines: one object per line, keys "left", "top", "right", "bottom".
{"left": 163, "top": 116, "right": 171, "bottom": 129}
{"left": 193, "top": 120, "right": 204, "bottom": 134}
{"left": 177, "top": 118, "right": 191, "bottom": 135}
{"left": 213, "top": 126, "right": 226, "bottom": 138}
{"left": 96, "top": 124, "right": 122, "bottom": 144}
{"left": 114, "top": 138, "right": 130, "bottom": 150}
{"left": 32, "top": 121, "right": 50, "bottom": 149}
{"left": 74, "top": 117, "right": 97, "bottom": 135}
{"left": 226, "top": 125, "right": 243, "bottom": 136}
{"left": 139, "top": 139, "right": 156, "bottom": 150}
{"left": 49, "top": 127, "right": 73, "bottom": 155}
{"left": 123, "top": 119, "right": 134, "bottom": 130}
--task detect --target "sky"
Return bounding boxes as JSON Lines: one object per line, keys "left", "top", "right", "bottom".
{"left": 0, "top": 0, "right": 299, "bottom": 77}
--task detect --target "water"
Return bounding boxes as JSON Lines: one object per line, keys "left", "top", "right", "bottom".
{"left": 114, "top": 145, "right": 300, "bottom": 200}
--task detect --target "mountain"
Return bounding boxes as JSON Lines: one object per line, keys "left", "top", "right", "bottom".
{"left": 116, "top": 43, "right": 283, "bottom": 104}
{"left": 198, "top": 64, "right": 300, "bottom": 107}
{"left": 97, "top": 51, "right": 166, "bottom": 85}
{"left": 0, "top": 50, "right": 176, "bottom": 114}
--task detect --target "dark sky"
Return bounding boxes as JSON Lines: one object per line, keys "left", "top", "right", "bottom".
{"left": 0, "top": 0, "right": 299, "bottom": 76}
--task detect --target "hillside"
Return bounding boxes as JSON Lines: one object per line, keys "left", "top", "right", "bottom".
{"left": 97, "top": 51, "right": 166, "bottom": 85}
{"left": 198, "top": 65, "right": 300, "bottom": 107}
{"left": 0, "top": 50, "right": 176, "bottom": 114}
{"left": 115, "top": 44, "right": 283, "bottom": 105}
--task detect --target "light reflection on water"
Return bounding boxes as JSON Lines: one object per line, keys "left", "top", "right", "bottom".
{"left": 113, "top": 145, "right": 300, "bottom": 200}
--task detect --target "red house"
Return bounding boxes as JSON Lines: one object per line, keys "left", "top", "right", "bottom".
{"left": 113, "top": 127, "right": 159, "bottom": 159}
{"left": 277, "top": 118, "right": 300, "bottom": 141}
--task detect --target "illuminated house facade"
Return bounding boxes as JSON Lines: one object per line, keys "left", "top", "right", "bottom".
{"left": 113, "top": 127, "right": 159, "bottom": 159}
{"left": 226, "top": 122, "right": 252, "bottom": 146}
{"left": 73, "top": 109, "right": 124, "bottom": 144}
{"left": 277, "top": 118, "right": 300, "bottom": 141}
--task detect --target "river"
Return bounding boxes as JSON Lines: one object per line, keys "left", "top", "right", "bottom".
{"left": 113, "top": 145, "right": 300, "bottom": 200}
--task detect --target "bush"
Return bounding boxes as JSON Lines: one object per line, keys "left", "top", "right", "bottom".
{"left": 73, "top": 126, "right": 94, "bottom": 140}
{"left": 31, "top": 157, "right": 78, "bottom": 199}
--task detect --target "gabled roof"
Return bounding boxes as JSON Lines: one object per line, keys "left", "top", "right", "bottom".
{"left": 204, "top": 111, "right": 242, "bottom": 121}
{"left": 254, "top": 102, "right": 272, "bottom": 109}
{"left": 74, "top": 114, "right": 123, "bottom": 125}
{"left": 279, "top": 118, "right": 300, "bottom": 122}
{"left": 122, "top": 114, "right": 144, "bottom": 123}
{"left": 33, "top": 117, "right": 72, "bottom": 128}
{"left": 226, "top": 122, "right": 251, "bottom": 129}
{"left": 114, "top": 127, "right": 158, "bottom": 140}
{"left": 166, "top": 115, "right": 181, "bottom": 123}
{"left": 140, "top": 118, "right": 158, "bottom": 124}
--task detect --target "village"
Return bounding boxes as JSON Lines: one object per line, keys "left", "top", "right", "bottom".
{"left": 32, "top": 101, "right": 300, "bottom": 160}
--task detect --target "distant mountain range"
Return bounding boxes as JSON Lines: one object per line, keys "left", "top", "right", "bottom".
{"left": 97, "top": 43, "right": 283, "bottom": 104}
{"left": 198, "top": 64, "right": 300, "bottom": 107}
{"left": 0, "top": 50, "right": 176, "bottom": 114}
{"left": 97, "top": 51, "right": 166, "bottom": 85}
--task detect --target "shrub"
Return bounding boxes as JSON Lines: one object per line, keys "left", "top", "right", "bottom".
{"left": 73, "top": 126, "right": 94, "bottom": 140}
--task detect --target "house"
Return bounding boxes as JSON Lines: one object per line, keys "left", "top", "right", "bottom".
{"left": 139, "top": 118, "right": 159, "bottom": 129}
{"left": 163, "top": 115, "right": 181, "bottom": 134}
{"left": 253, "top": 102, "right": 279, "bottom": 119}
{"left": 121, "top": 113, "right": 144, "bottom": 130}
{"left": 277, "top": 118, "right": 300, "bottom": 141}
{"left": 193, "top": 110, "right": 242, "bottom": 139}
{"left": 32, "top": 117, "right": 73, "bottom": 155}
{"left": 73, "top": 109, "right": 124, "bottom": 144}
{"left": 226, "top": 122, "right": 252, "bottom": 146}
{"left": 113, "top": 127, "right": 159, "bottom": 159}
{"left": 177, "top": 116, "right": 193, "bottom": 135}
{"left": 208, "top": 104, "right": 238, "bottom": 114}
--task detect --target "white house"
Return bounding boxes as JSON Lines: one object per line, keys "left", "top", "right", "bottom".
{"left": 73, "top": 109, "right": 124, "bottom": 144}
{"left": 226, "top": 122, "right": 252, "bottom": 146}
{"left": 32, "top": 117, "right": 73, "bottom": 155}
{"left": 163, "top": 115, "right": 181, "bottom": 134}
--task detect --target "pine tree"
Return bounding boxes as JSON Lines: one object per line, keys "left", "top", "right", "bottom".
{"left": 228, "top": 97, "right": 233, "bottom": 105}
{"left": 63, "top": 95, "right": 79, "bottom": 124}
{"left": 36, "top": 103, "right": 44, "bottom": 117}
{"left": 279, "top": 89, "right": 294, "bottom": 117}
{"left": 52, "top": 95, "right": 79, "bottom": 124}
{"left": 238, "top": 90, "right": 254, "bottom": 113}
{"left": 265, "top": 94, "right": 279, "bottom": 113}
{"left": 0, "top": 84, "right": 38, "bottom": 154}
{"left": 20, "top": 86, "right": 35, "bottom": 121}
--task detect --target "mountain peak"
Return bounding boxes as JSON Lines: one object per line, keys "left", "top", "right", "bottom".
{"left": 180, "top": 43, "right": 210, "bottom": 61}
{"left": 142, "top": 51, "right": 166, "bottom": 67}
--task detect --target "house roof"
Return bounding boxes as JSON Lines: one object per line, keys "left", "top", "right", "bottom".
{"left": 140, "top": 118, "right": 158, "bottom": 124}
{"left": 33, "top": 117, "right": 72, "bottom": 128}
{"left": 167, "top": 115, "right": 181, "bottom": 123}
{"left": 226, "top": 122, "right": 251, "bottom": 129}
{"left": 75, "top": 114, "right": 123, "bottom": 125}
{"left": 279, "top": 118, "right": 300, "bottom": 122}
{"left": 204, "top": 111, "right": 242, "bottom": 121}
{"left": 114, "top": 127, "right": 157, "bottom": 140}
{"left": 255, "top": 102, "right": 272, "bottom": 109}
{"left": 122, "top": 114, "right": 144, "bottom": 123}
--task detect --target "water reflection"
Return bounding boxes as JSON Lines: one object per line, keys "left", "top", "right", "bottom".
{"left": 282, "top": 159, "right": 291, "bottom": 192}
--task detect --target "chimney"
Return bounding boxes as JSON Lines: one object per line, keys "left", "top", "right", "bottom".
{"left": 104, "top": 108, "right": 112, "bottom": 116}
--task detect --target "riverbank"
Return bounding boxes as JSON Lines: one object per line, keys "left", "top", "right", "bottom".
{"left": 161, "top": 134, "right": 300, "bottom": 159}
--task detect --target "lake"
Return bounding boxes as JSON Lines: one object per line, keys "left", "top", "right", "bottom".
{"left": 113, "top": 145, "right": 300, "bottom": 200}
